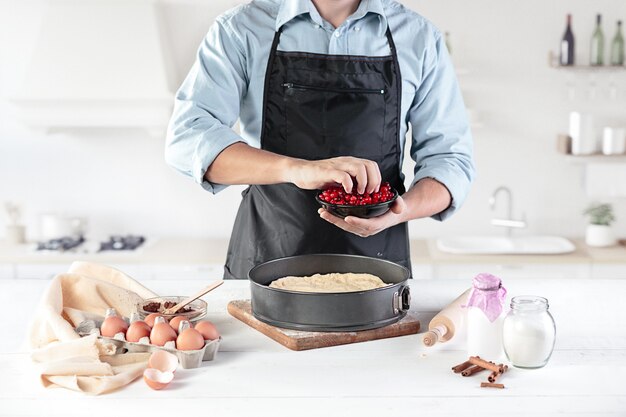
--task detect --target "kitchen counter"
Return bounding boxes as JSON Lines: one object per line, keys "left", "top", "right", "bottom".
{"left": 3, "top": 238, "right": 625, "bottom": 280}
{"left": 1, "top": 278, "right": 625, "bottom": 416}
{"left": 428, "top": 239, "right": 626, "bottom": 264}
{"left": 1, "top": 237, "right": 625, "bottom": 265}
{"left": 0, "top": 238, "right": 231, "bottom": 264}
{"left": 427, "top": 239, "right": 590, "bottom": 264}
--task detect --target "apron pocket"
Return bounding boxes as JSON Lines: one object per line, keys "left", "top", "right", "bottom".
{"left": 283, "top": 83, "right": 386, "bottom": 160}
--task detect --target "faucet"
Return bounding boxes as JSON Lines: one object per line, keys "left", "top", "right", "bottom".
{"left": 489, "top": 186, "right": 526, "bottom": 236}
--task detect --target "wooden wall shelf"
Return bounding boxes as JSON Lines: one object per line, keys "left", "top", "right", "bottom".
{"left": 550, "top": 64, "right": 626, "bottom": 72}
{"left": 564, "top": 154, "right": 626, "bottom": 163}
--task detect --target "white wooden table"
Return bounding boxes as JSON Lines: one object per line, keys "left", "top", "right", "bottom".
{"left": 1, "top": 278, "right": 625, "bottom": 416}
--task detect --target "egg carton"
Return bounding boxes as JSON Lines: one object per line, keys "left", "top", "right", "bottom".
{"left": 76, "top": 320, "right": 220, "bottom": 369}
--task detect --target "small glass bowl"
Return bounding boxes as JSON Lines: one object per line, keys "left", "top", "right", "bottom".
{"left": 135, "top": 296, "right": 207, "bottom": 323}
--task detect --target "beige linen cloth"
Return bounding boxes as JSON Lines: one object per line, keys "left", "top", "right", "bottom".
{"left": 28, "top": 261, "right": 159, "bottom": 395}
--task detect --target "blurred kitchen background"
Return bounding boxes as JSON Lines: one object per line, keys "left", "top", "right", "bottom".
{"left": 1, "top": 0, "right": 625, "bottom": 280}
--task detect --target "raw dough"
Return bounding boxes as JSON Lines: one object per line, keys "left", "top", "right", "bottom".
{"left": 269, "top": 272, "right": 388, "bottom": 293}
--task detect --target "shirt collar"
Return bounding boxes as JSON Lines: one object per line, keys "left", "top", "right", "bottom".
{"left": 275, "top": 0, "right": 310, "bottom": 30}
{"left": 275, "top": 0, "right": 388, "bottom": 35}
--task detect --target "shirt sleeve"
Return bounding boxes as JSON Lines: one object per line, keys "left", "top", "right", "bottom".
{"left": 408, "top": 31, "right": 475, "bottom": 221}
{"left": 165, "top": 18, "right": 248, "bottom": 194}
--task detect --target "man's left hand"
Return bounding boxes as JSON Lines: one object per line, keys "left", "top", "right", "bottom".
{"left": 318, "top": 196, "right": 408, "bottom": 238}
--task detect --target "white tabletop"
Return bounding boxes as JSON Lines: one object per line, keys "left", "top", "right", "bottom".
{"left": 1, "top": 278, "right": 625, "bottom": 416}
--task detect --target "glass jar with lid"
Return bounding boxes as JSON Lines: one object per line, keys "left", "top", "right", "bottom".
{"left": 502, "top": 296, "right": 556, "bottom": 369}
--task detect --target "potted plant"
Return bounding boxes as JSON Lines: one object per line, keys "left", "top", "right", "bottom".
{"left": 583, "top": 203, "right": 617, "bottom": 247}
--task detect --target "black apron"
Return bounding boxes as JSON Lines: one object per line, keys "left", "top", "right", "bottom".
{"left": 224, "top": 24, "right": 411, "bottom": 279}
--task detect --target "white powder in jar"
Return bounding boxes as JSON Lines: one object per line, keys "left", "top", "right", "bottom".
{"left": 502, "top": 296, "right": 556, "bottom": 368}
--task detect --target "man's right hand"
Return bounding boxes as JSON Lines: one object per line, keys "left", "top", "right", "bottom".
{"left": 205, "top": 143, "right": 381, "bottom": 194}
{"left": 286, "top": 156, "right": 382, "bottom": 195}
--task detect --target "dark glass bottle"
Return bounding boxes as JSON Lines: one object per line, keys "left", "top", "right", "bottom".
{"left": 560, "top": 14, "right": 575, "bottom": 66}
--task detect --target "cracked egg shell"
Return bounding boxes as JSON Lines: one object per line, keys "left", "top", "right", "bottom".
{"left": 143, "top": 368, "right": 174, "bottom": 390}
{"left": 148, "top": 350, "right": 178, "bottom": 373}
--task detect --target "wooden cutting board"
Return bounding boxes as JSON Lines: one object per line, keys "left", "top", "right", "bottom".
{"left": 227, "top": 299, "right": 420, "bottom": 351}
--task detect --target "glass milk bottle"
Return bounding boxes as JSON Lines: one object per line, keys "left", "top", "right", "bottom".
{"left": 503, "top": 296, "right": 556, "bottom": 368}
{"left": 466, "top": 273, "right": 507, "bottom": 360}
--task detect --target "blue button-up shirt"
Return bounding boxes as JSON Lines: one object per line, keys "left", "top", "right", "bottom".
{"left": 166, "top": 0, "right": 474, "bottom": 220}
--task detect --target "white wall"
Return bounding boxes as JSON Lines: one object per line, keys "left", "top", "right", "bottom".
{"left": 1, "top": 0, "right": 625, "bottom": 241}
{"left": 411, "top": 0, "right": 626, "bottom": 239}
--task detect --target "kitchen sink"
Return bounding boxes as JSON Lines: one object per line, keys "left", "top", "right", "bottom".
{"left": 436, "top": 236, "right": 576, "bottom": 255}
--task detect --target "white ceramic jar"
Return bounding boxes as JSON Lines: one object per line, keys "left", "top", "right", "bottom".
{"left": 569, "top": 112, "right": 597, "bottom": 155}
{"left": 602, "top": 127, "right": 626, "bottom": 155}
{"left": 502, "top": 296, "right": 556, "bottom": 369}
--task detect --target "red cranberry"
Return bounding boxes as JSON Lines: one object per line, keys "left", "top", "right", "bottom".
{"left": 318, "top": 182, "right": 395, "bottom": 206}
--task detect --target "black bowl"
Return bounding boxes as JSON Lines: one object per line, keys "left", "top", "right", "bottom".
{"left": 315, "top": 188, "right": 398, "bottom": 219}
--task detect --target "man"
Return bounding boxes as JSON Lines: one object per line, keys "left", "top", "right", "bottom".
{"left": 166, "top": 0, "right": 475, "bottom": 279}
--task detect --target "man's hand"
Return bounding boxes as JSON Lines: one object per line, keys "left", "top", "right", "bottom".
{"left": 204, "top": 143, "right": 382, "bottom": 195}
{"left": 318, "top": 196, "right": 408, "bottom": 237}
{"left": 319, "top": 178, "right": 452, "bottom": 237}
{"left": 287, "top": 156, "right": 381, "bottom": 194}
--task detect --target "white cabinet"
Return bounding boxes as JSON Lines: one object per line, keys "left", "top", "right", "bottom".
{"left": 109, "top": 263, "right": 223, "bottom": 281}
{"left": 15, "top": 263, "right": 72, "bottom": 279}
{"left": 591, "top": 264, "right": 626, "bottom": 279}
{"left": 143, "top": 264, "right": 223, "bottom": 280}
{"left": 13, "top": 263, "right": 225, "bottom": 281}
{"left": 105, "top": 264, "right": 152, "bottom": 281}
{"left": 8, "top": 261, "right": 623, "bottom": 281}
{"left": 433, "top": 263, "right": 592, "bottom": 280}
{"left": 0, "top": 264, "right": 14, "bottom": 279}
{"left": 412, "top": 264, "right": 434, "bottom": 280}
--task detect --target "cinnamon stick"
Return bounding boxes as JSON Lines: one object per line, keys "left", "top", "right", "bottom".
{"left": 488, "top": 364, "right": 509, "bottom": 383}
{"left": 468, "top": 356, "right": 503, "bottom": 373}
{"left": 488, "top": 371, "right": 499, "bottom": 383}
{"left": 451, "top": 359, "right": 474, "bottom": 374}
{"left": 461, "top": 365, "right": 486, "bottom": 377}
{"left": 481, "top": 382, "right": 505, "bottom": 389}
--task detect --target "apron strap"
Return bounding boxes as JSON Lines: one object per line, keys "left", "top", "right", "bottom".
{"left": 259, "top": 27, "right": 283, "bottom": 148}
{"left": 385, "top": 26, "right": 397, "bottom": 54}
{"left": 384, "top": 26, "right": 404, "bottom": 188}
{"left": 270, "top": 26, "right": 283, "bottom": 53}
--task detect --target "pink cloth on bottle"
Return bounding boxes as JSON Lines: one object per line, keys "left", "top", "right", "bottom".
{"left": 465, "top": 273, "right": 507, "bottom": 322}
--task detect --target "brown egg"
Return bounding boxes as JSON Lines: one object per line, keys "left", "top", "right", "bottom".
{"left": 144, "top": 313, "right": 163, "bottom": 328}
{"left": 150, "top": 317, "right": 177, "bottom": 346}
{"left": 176, "top": 328, "right": 205, "bottom": 351}
{"left": 126, "top": 321, "right": 152, "bottom": 342}
{"left": 169, "top": 316, "right": 188, "bottom": 334}
{"left": 195, "top": 320, "right": 220, "bottom": 340}
{"left": 101, "top": 316, "right": 129, "bottom": 338}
